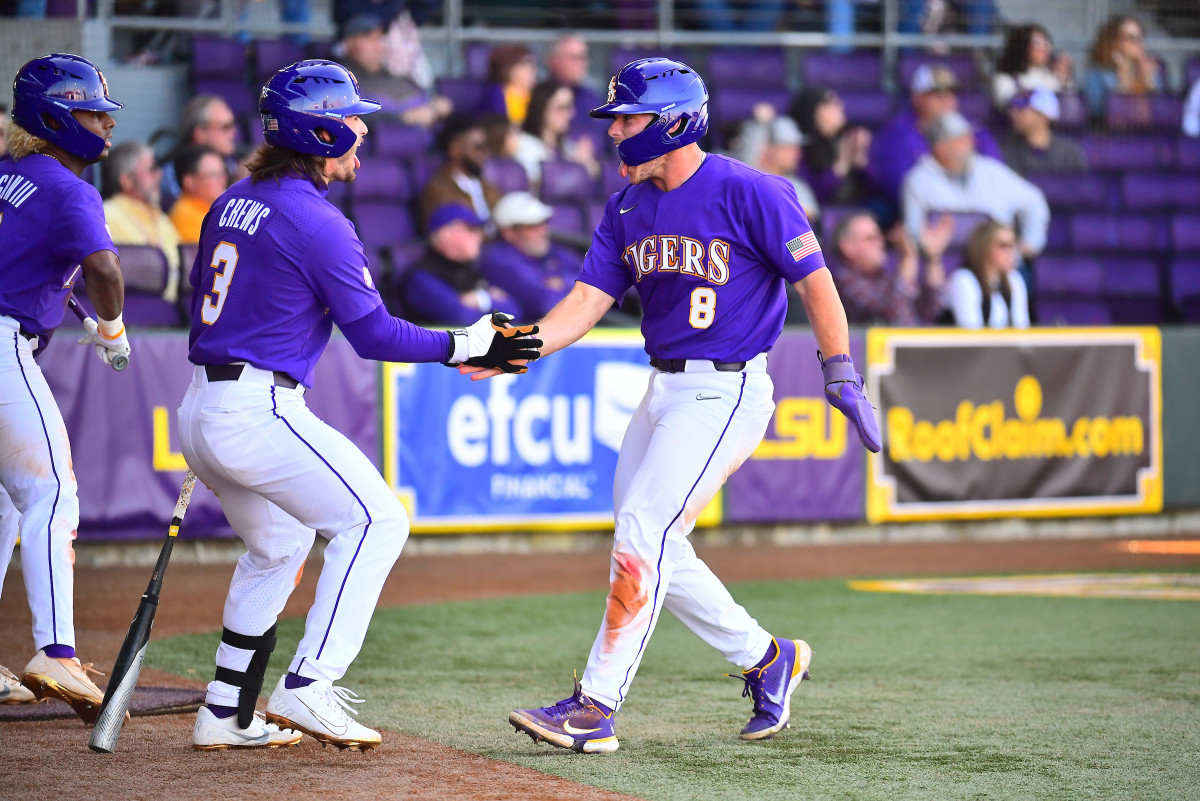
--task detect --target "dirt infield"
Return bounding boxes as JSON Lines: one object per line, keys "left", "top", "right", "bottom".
{"left": 3, "top": 536, "right": 1199, "bottom": 800}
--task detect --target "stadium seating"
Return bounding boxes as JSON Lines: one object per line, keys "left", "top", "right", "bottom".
{"left": 434, "top": 77, "right": 490, "bottom": 115}
{"left": 349, "top": 159, "right": 413, "bottom": 203}
{"left": 255, "top": 39, "right": 306, "bottom": 83}
{"left": 371, "top": 123, "right": 433, "bottom": 160}
{"left": 706, "top": 47, "right": 787, "bottom": 89}
{"left": 539, "top": 160, "right": 594, "bottom": 206}
{"left": 1055, "top": 93, "right": 1089, "bottom": 131}
{"left": 801, "top": 51, "right": 883, "bottom": 90}
{"left": 482, "top": 158, "right": 530, "bottom": 195}
{"left": 1027, "top": 173, "right": 1117, "bottom": 212}
{"left": 838, "top": 90, "right": 896, "bottom": 128}
{"left": 1170, "top": 215, "right": 1200, "bottom": 253}
{"left": 610, "top": 47, "right": 690, "bottom": 75}
{"left": 464, "top": 41, "right": 492, "bottom": 80}
{"left": 549, "top": 204, "right": 586, "bottom": 236}
{"left": 1170, "top": 260, "right": 1200, "bottom": 321}
{"left": 1105, "top": 94, "right": 1185, "bottom": 132}
{"left": 83, "top": 246, "right": 181, "bottom": 328}
{"left": 1102, "top": 258, "right": 1166, "bottom": 323}
{"left": 1081, "top": 136, "right": 1173, "bottom": 172}
{"left": 1070, "top": 214, "right": 1170, "bottom": 254}
{"left": 191, "top": 37, "right": 248, "bottom": 81}
{"left": 1121, "top": 174, "right": 1200, "bottom": 212}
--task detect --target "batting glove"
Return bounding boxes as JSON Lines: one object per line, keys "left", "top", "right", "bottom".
{"left": 77, "top": 314, "right": 131, "bottom": 367}
{"left": 446, "top": 312, "right": 542, "bottom": 374}
{"left": 819, "top": 352, "right": 881, "bottom": 453}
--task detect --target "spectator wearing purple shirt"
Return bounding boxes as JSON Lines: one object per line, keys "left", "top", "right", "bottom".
{"left": 831, "top": 211, "right": 953, "bottom": 325}
{"left": 401, "top": 202, "right": 513, "bottom": 325}
{"left": 867, "top": 64, "right": 1001, "bottom": 204}
{"left": 481, "top": 191, "right": 581, "bottom": 320}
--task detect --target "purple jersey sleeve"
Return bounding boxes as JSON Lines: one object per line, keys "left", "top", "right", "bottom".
{"left": 54, "top": 181, "right": 116, "bottom": 267}
{"left": 302, "top": 216, "right": 384, "bottom": 326}
{"left": 575, "top": 194, "right": 630, "bottom": 303}
{"left": 743, "top": 174, "right": 826, "bottom": 284}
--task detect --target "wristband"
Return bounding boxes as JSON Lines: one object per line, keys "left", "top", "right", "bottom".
{"left": 97, "top": 314, "right": 125, "bottom": 340}
{"left": 446, "top": 328, "right": 468, "bottom": 363}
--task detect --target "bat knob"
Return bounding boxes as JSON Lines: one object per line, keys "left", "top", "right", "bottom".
{"left": 111, "top": 354, "right": 129, "bottom": 372}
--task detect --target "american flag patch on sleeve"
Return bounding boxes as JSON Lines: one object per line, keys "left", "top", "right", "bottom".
{"left": 786, "top": 231, "right": 821, "bottom": 262}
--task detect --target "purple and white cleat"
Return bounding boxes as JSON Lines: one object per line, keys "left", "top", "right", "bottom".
{"left": 731, "top": 637, "right": 813, "bottom": 741}
{"left": 509, "top": 678, "right": 619, "bottom": 754}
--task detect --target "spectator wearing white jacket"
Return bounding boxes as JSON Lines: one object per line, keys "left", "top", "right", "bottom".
{"left": 902, "top": 111, "right": 1050, "bottom": 259}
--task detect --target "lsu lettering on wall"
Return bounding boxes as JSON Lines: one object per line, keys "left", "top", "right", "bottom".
{"left": 866, "top": 328, "right": 1163, "bottom": 521}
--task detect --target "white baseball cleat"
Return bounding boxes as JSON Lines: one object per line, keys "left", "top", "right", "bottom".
{"left": 264, "top": 676, "right": 382, "bottom": 751}
{"left": 192, "top": 705, "right": 303, "bottom": 750}
{"left": 21, "top": 649, "right": 105, "bottom": 723}
{"left": 1, "top": 664, "right": 37, "bottom": 704}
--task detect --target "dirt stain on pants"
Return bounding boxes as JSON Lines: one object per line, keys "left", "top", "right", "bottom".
{"left": 603, "top": 549, "right": 649, "bottom": 650}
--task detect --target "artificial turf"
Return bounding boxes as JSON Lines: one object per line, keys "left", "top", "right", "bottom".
{"left": 148, "top": 575, "right": 1200, "bottom": 800}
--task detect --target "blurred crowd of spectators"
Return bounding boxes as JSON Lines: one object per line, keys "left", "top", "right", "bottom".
{"left": 7, "top": 5, "right": 1199, "bottom": 332}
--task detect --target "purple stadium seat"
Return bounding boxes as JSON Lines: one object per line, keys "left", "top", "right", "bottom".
{"left": 1081, "top": 136, "right": 1172, "bottom": 172}
{"left": 1045, "top": 215, "right": 1072, "bottom": 251}
{"left": 192, "top": 37, "right": 248, "bottom": 81}
{"left": 1187, "top": 58, "right": 1200, "bottom": 90}
{"left": 45, "top": 0, "right": 77, "bottom": 16}
{"left": 836, "top": 90, "right": 895, "bottom": 129}
{"left": 465, "top": 42, "right": 492, "bottom": 80}
{"left": 586, "top": 202, "right": 606, "bottom": 233}
{"left": 410, "top": 156, "right": 442, "bottom": 195}
{"left": 109, "top": 246, "right": 181, "bottom": 327}
{"left": 255, "top": 39, "right": 306, "bottom": 83}
{"left": 325, "top": 180, "right": 349, "bottom": 212}
{"left": 482, "top": 157, "right": 530, "bottom": 195}
{"left": 610, "top": 48, "right": 690, "bottom": 75}
{"left": 1071, "top": 214, "right": 1168, "bottom": 254}
{"left": 1035, "top": 256, "right": 1103, "bottom": 296}
{"left": 540, "top": 160, "right": 594, "bottom": 206}
{"left": 599, "top": 161, "right": 629, "bottom": 199}
{"left": 1055, "top": 93, "right": 1088, "bottom": 131}
{"left": 711, "top": 87, "right": 792, "bottom": 132}
{"left": 193, "top": 80, "right": 257, "bottom": 117}
{"left": 1171, "top": 215, "right": 1200, "bottom": 253}
{"left": 957, "top": 92, "right": 990, "bottom": 125}
{"left": 391, "top": 241, "right": 424, "bottom": 280}
{"left": 1103, "top": 258, "right": 1165, "bottom": 323}
{"left": 241, "top": 113, "right": 265, "bottom": 146}
{"left": 349, "top": 159, "right": 411, "bottom": 203}
{"left": 1122, "top": 174, "right": 1200, "bottom": 212}
{"left": 929, "top": 211, "right": 991, "bottom": 249}
{"left": 802, "top": 51, "right": 883, "bottom": 90}
{"left": 1105, "top": 94, "right": 1184, "bottom": 131}
{"left": 549, "top": 204, "right": 586, "bottom": 237}
{"left": 371, "top": 123, "right": 432, "bottom": 160}
{"left": 434, "top": 78, "right": 490, "bottom": 114}
{"left": 352, "top": 203, "right": 418, "bottom": 250}
{"left": 1170, "top": 259, "right": 1200, "bottom": 321}
{"left": 707, "top": 48, "right": 786, "bottom": 89}
{"left": 1036, "top": 300, "right": 1112, "bottom": 326}
{"left": 1177, "top": 139, "right": 1200, "bottom": 173}
{"left": 898, "top": 53, "right": 978, "bottom": 91}
{"left": 1027, "top": 174, "right": 1115, "bottom": 212}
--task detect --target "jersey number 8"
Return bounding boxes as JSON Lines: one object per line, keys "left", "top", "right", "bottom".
{"left": 689, "top": 287, "right": 716, "bottom": 329}
{"left": 201, "top": 241, "right": 239, "bottom": 325}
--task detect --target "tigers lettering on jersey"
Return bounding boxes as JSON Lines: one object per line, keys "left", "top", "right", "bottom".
{"left": 217, "top": 197, "right": 273, "bottom": 235}
{"left": 622, "top": 235, "right": 730, "bottom": 285}
{"left": 0, "top": 174, "right": 39, "bottom": 208}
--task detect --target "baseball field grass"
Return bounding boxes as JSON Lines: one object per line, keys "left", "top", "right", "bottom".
{"left": 148, "top": 573, "right": 1200, "bottom": 801}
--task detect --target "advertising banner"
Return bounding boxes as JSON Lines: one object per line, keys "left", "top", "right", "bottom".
{"left": 382, "top": 330, "right": 720, "bottom": 532}
{"left": 724, "top": 331, "right": 865, "bottom": 523}
{"left": 40, "top": 334, "right": 377, "bottom": 539}
{"left": 866, "top": 328, "right": 1162, "bottom": 522}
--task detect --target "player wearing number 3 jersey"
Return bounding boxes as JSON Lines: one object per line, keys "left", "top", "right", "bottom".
{"left": 497, "top": 58, "right": 882, "bottom": 753}
{"left": 178, "top": 60, "right": 539, "bottom": 751}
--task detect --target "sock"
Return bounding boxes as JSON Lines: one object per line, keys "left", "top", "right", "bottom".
{"left": 751, "top": 639, "right": 778, "bottom": 671}
{"left": 591, "top": 698, "right": 614, "bottom": 717}
{"left": 284, "top": 672, "right": 315, "bottom": 690}
{"left": 43, "top": 644, "right": 75, "bottom": 660}
{"left": 207, "top": 703, "right": 238, "bottom": 719}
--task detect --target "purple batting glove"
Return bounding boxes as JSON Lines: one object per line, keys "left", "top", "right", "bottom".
{"left": 819, "top": 352, "right": 882, "bottom": 453}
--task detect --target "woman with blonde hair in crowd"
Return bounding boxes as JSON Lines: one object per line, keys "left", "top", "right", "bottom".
{"left": 1083, "top": 15, "right": 1161, "bottom": 117}
{"left": 943, "top": 219, "right": 1029, "bottom": 329}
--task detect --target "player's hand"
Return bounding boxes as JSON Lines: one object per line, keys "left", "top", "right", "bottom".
{"left": 77, "top": 316, "right": 131, "bottom": 367}
{"left": 819, "top": 352, "right": 881, "bottom": 453}
{"left": 447, "top": 312, "right": 542, "bottom": 374}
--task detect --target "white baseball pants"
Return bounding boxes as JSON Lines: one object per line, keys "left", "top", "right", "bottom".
{"left": 0, "top": 316, "right": 79, "bottom": 652}
{"left": 177, "top": 365, "right": 409, "bottom": 708}
{"left": 580, "top": 355, "right": 777, "bottom": 711}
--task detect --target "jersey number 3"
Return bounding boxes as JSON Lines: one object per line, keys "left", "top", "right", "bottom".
{"left": 201, "top": 241, "right": 239, "bottom": 325}
{"left": 689, "top": 287, "right": 716, "bottom": 329}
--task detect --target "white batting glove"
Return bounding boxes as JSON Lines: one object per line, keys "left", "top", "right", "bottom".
{"left": 77, "top": 314, "right": 131, "bottom": 366}
{"left": 446, "top": 312, "right": 511, "bottom": 364}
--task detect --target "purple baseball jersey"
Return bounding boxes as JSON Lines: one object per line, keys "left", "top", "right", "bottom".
{"left": 578, "top": 154, "right": 826, "bottom": 361}
{"left": 0, "top": 155, "right": 116, "bottom": 335}
{"left": 188, "top": 176, "right": 381, "bottom": 386}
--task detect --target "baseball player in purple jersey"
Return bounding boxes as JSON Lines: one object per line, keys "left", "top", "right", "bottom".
{"left": 468, "top": 58, "right": 881, "bottom": 753}
{"left": 0, "top": 54, "right": 130, "bottom": 719}
{"left": 177, "top": 60, "right": 539, "bottom": 751}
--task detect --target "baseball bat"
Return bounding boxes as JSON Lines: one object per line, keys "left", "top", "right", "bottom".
{"left": 67, "top": 296, "right": 129, "bottom": 372}
{"left": 88, "top": 470, "right": 197, "bottom": 754}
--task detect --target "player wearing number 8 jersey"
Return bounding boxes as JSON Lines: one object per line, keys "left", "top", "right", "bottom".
{"left": 178, "top": 59, "right": 539, "bottom": 751}
{"left": 498, "top": 58, "right": 881, "bottom": 752}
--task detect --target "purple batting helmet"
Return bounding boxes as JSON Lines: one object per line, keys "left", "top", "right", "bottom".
{"left": 589, "top": 57, "right": 708, "bottom": 167}
{"left": 259, "top": 60, "right": 381, "bottom": 158}
{"left": 12, "top": 53, "right": 123, "bottom": 161}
